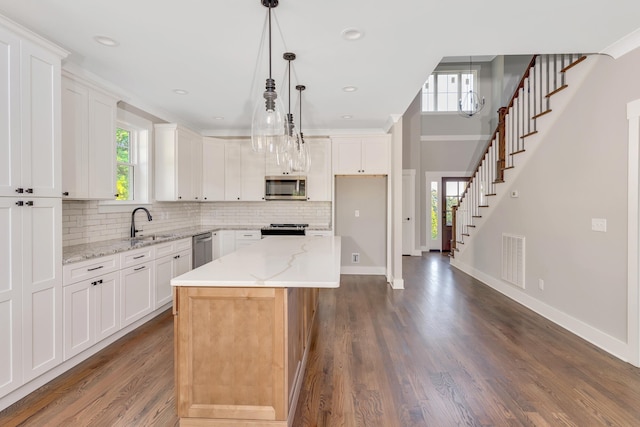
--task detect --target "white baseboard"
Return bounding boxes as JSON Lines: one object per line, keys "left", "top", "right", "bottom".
{"left": 450, "top": 259, "right": 630, "bottom": 363}
{"left": 340, "top": 266, "right": 386, "bottom": 275}
{"left": 392, "top": 278, "right": 405, "bottom": 289}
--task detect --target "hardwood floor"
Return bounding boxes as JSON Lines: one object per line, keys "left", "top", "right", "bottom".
{"left": 3, "top": 252, "right": 640, "bottom": 426}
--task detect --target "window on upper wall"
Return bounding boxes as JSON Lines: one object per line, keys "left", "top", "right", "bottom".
{"left": 421, "top": 70, "right": 478, "bottom": 113}
{"left": 100, "top": 107, "right": 151, "bottom": 211}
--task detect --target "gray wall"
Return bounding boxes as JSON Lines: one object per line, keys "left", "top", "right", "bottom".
{"left": 455, "top": 50, "right": 640, "bottom": 343}
{"left": 335, "top": 176, "right": 387, "bottom": 270}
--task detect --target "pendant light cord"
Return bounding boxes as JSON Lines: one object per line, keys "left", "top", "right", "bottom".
{"left": 268, "top": 5, "right": 272, "bottom": 80}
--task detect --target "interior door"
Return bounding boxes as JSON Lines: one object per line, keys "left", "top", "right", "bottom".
{"left": 441, "top": 177, "right": 469, "bottom": 252}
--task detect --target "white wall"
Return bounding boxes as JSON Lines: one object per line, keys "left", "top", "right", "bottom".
{"left": 453, "top": 49, "right": 640, "bottom": 356}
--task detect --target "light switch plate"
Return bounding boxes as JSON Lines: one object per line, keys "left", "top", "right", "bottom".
{"left": 592, "top": 218, "right": 607, "bottom": 232}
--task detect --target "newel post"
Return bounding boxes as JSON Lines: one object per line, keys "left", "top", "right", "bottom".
{"left": 497, "top": 107, "right": 508, "bottom": 182}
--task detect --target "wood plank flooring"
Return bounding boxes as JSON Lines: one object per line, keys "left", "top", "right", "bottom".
{"left": 2, "top": 252, "right": 640, "bottom": 426}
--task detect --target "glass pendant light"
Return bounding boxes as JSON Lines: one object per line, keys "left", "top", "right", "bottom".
{"left": 251, "top": 0, "right": 288, "bottom": 153}
{"left": 277, "top": 52, "right": 299, "bottom": 172}
{"left": 290, "top": 84, "right": 311, "bottom": 173}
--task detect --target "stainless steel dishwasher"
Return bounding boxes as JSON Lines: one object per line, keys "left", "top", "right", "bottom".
{"left": 192, "top": 232, "right": 213, "bottom": 268}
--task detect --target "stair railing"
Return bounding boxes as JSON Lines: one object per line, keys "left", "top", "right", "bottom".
{"left": 451, "top": 54, "right": 586, "bottom": 254}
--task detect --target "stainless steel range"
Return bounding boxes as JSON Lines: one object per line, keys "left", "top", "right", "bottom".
{"left": 260, "top": 223, "right": 308, "bottom": 238}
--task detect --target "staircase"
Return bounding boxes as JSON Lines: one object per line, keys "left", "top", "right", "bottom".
{"left": 451, "top": 54, "right": 588, "bottom": 256}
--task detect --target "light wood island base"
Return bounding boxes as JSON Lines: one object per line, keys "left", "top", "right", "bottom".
{"left": 173, "top": 286, "right": 319, "bottom": 427}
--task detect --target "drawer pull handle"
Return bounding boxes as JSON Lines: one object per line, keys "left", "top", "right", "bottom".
{"left": 87, "top": 265, "right": 104, "bottom": 272}
{"left": 91, "top": 279, "right": 103, "bottom": 286}
{"left": 133, "top": 255, "right": 145, "bottom": 259}
{"left": 174, "top": 255, "right": 180, "bottom": 259}
{"left": 134, "top": 266, "right": 146, "bottom": 271}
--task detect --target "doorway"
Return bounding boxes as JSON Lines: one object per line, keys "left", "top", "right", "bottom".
{"left": 441, "top": 177, "right": 470, "bottom": 251}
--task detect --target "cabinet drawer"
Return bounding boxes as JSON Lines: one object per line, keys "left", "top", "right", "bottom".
{"left": 120, "top": 246, "right": 154, "bottom": 268}
{"left": 155, "top": 238, "right": 192, "bottom": 258}
{"left": 234, "top": 230, "right": 260, "bottom": 240}
{"left": 307, "top": 230, "right": 333, "bottom": 237}
{"left": 175, "top": 238, "right": 192, "bottom": 252}
{"left": 63, "top": 254, "right": 119, "bottom": 285}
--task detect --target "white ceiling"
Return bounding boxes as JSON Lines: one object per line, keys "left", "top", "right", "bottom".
{"left": 1, "top": 0, "right": 639, "bottom": 136}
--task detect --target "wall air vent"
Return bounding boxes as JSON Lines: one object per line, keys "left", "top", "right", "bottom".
{"left": 502, "top": 233, "right": 525, "bottom": 289}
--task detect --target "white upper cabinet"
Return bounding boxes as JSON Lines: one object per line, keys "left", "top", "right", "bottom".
{"left": 306, "top": 138, "right": 331, "bottom": 201}
{"left": 61, "top": 73, "right": 118, "bottom": 199}
{"left": 155, "top": 124, "right": 203, "bottom": 201}
{"left": 202, "top": 137, "right": 225, "bottom": 201}
{"left": 223, "top": 139, "right": 265, "bottom": 201}
{"left": 0, "top": 25, "right": 65, "bottom": 198}
{"left": 331, "top": 135, "right": 390, "bottom": 175}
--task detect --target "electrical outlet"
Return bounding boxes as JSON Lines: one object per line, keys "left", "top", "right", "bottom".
{"left": 538, "top": 279, "right": 544, "bottom": 290}
{"left": 592, "top": 218, "right": 607, "bottom": 232}
{"left": 352, "top": 253, "right": 359, "bottom": 263}
{"left": 355, "top": 210, "right": 360, "bottom": 217}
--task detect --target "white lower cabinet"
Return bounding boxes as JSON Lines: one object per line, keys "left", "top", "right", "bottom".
{"left": 154, "top": 238, "right": 192, "bottom": 308}
{"left": 120, "top": 260, "right": 154, "bottom": 329}
{"left": 63, "top": 270, "right": 120, "bottom": 360}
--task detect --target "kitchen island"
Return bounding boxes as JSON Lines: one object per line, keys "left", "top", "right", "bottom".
{"left": 171, "top": 235, "right": 341, "bottom": 427}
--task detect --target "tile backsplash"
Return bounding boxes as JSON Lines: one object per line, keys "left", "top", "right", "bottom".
{"left": 63, "top": 200, "right": 332, "bottom": 247}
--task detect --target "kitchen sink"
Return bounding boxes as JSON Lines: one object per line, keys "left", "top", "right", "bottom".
{"left": 126, "top": 233, "right": 175, "bottom": 243}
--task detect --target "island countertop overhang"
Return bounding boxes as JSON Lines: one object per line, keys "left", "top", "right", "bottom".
{"left": 171, "top": 235, "right": 341, "bottom": 288}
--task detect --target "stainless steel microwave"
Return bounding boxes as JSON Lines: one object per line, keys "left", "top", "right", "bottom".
{"left": 265, "top": 176, "right": 307, "bottom": 200}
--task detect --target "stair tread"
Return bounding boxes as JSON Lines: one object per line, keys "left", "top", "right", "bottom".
{"left": 561, "top": 55, "right": 587, "bottom": 72}
{"left": 533, "top": 109, "right": 552, "bottom": 119}
{"left": 521, "top": 130, "right": 538, "bottom": 139}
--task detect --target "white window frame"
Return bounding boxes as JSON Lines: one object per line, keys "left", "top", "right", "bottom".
{"left": 421, "top": 65, "right": 482, "bottom": 114}
{"left": 99, "top": 108, "right": 152, "bottom": 213}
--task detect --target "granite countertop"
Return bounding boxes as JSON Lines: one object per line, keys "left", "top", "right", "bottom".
{"left": 171, "top": 235, "right": 341, "bottom": 288}
{"left": 62, "top": 225, "right": 333, "bottom": 264}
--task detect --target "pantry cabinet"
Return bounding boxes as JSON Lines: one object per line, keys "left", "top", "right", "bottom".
{"left": 155, "top": 124, "right": 203, "bottom": 201}
{"left": 331, "top": 135, "right": 390, "bottom": 175}
{"left": 61, "top": 73, "right": 118, "bottom": 200}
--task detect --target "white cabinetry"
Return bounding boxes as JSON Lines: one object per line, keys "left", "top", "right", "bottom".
{"left": 0, "top": 26, "right": 64, "bottom": 198}
{"left": 0, "top": 20, "right": 65, "bottom": 399}
{"left": 202, "top": 137, "right": 225, "bottom": 201}
{"left": 306, "top": 138, "right": 332, "bottom": 201}
{"left": 61, "top": 73, "right": 118, "bottom": 199}
{"left": 120, "top": 247, "right": 154, "bottom": 328}
{"left": 307, "top": 230, "right": 333, "bottom": 237}
{"left": 0, "top": 198, "right": 63, "bottom": 384}
{"left": 155, "top": 124, "right": 203, "bottom": 201}
{"left": 224, "top": 140, "right": 266, "bottom": 201}
{"left": 154, "top": 238, "right": 191, "bottom": 308}
{"left": 332, "top": 135, "right": 390, "bottom": 175}
{"left": 235, "top": 230, "right": 261, "bottom": 250}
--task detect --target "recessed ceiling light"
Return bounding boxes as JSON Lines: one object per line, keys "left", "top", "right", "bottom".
{"left": 173, "top": 89, "right": 189, "bottom": 95}
{"left": 213, "top": 116, "right": 224, "bottom": 120}
{"left": 93, "top": 35, "right": 119, "bottom": 47}
{"left": 341, "top": 28, "right": 364, "bottom": 41}
{"left": 343, "top": 86, "right": 358, "bottom": 92}
{"left": 342, "top": 115, "right": 353, "bottom": 119}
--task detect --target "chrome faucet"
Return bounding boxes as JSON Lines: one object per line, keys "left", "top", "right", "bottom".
{"left": 131, "top": 207, "right": 152, "bottom": 238}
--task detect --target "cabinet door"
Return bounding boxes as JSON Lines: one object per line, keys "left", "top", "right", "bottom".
{"left": 361, "top": 136, "right": 390, "bottom": 175}
{"left": 88, "top": 89, "right": 117, "bottom": 199}
{"left": 202, "top": 138, "right": 225, "bottom": 201}
{"left": 224, "top": 142, "right": 242, "bottom": 201}
{"left": 22, "top": 197, "right": 63, "bottom": 381}
{"left": 61, "top": 76, "right": 88, "bottom": 198}
{"left": 94, "top": 271, "right": 120, "bottom": 342}
{"left": 63, "top": 280, "right": 94, "bottom": 359}
{"left": 176, "top": 129, "right": 192, "bottom": 201}
{"left": 174, "top": 249, "right": 192, "bottom": 277}
{"left": 0, "top": 28, "right": 21, "bottom": 197}
{"left": 20, "top": 41, "right": 61, "bottom": 198}
{"left": 240, "top": 141, "right": 265, "bottom": 201}
{"left": 191, "top": 136, "right": 203, "bottom": 201}
{"left": 219, "top": 230, "right": 236, "bottom": 257}
{"left": 332, "top": 137, "right": 362, "bottom": 174}
{"left": 120, "top": 262, "right": 153, "bottom": 328}
{"left": 306, "top": 139, "right": 331, "bottom": 201}
{"left": 154, "top": 255, "right": 174, "bottom": 308}
{"left": 0, "top": 199, "right": 23, "bottom": 395}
